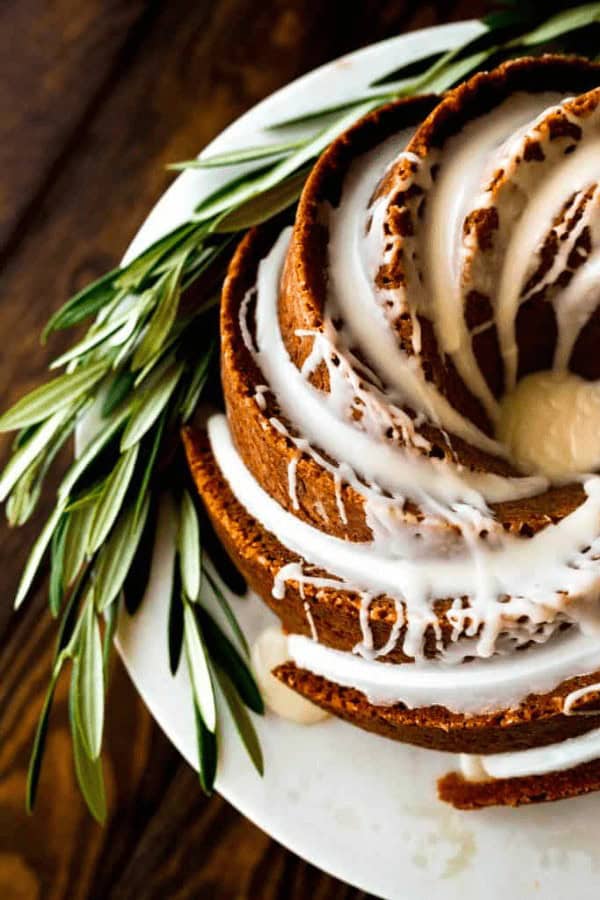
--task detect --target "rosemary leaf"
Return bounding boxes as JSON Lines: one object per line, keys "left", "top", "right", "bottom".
{"left": 73, "top": 594, "right": 104, "bottom": 760}
{"left": 184, "top": 601, "right": 216, "bottom": 732}
{"left": 0, "top": 360, "right": 108, "bottom": 432}
{"left": 94, "top": 493, "right": 150, "bottom": 612}
{"left": 49, "top": 313, "right": 129, "bottom": 370}
{"left": 283, "top": 95, "right": 378, "bottom": 167}
{"left": 69, "top": 664, "right": 107, "bottom": 824}
{"left": 407, "top": 26, "right": 485, "bottom": 90}
{"left": 181, "top": 244, "right": 232, "bottom": 291}
{"left": 264, "top": 96, "right": 376, "bottom": 130}
{"left": 197, "top": 606, "right": 263, "bottom": 714}
{"left": 65, "top": 483, "right": 103, "bottom": 513}
{"left": 407, "top": 46, "right": 496, "bottom": 95}
{"left": 13, "top": 424, "right": 38, "bottom": 450}
{"left": 43, "top": 267, "right": 121, "bottom": 339}
{"left": 216, "top": 667, "right": 263, "bottom": 776}
{"left": 5, "top": 404, "right": 83, "bottom": 524}
{"left": 102, "top": 369, "right": 136, "bottom": 417}
{"left": 192, "top": 167, "right": 284, "bottom": 223}
{"left": 204, "top": 567, "right": 250, "bottom": 657}
{"left": 180, "top": 340, "right": 215, "bottom": 424}
{"left": 170, "top": 139, "right": 305, "bottom": 170}
{"left": 55, "top": 573, "right": 87, "bottom": 658}
{"left": 178, "top": 490, "right": 202, "bottom": 602}
{"left": 49, "top": 514, "right": 68, "bottom": 616}
{"left": 168, "top": 557, "right": 184, "bottom": 675}
{"left": 123, "top": 497, "right": 158, "bottom": 615}
{"left": 6, "top": 468, "right": 39, "bottom": 527}
{"left": 120, "top": 360, "right": 184, "bottom": 451}
{"left": 214, "top": 167, "right": 311, "bottom": 232}
{"left": 0, "top": 408, "right": 72, "bottom": 502}
{"left": 510, "top": 2, "right": 600, "bottom": 46}
{"left": 196, "top": 101, "right": 377, "bottom": 226}
{"left": 116, "top": 222, "right": 197, "bottom": 292}
{"left": 133, "top": 414, "right": 166, "bottom": 525}
{"left": 58, "top": 407, "right": 130, "bottom": 502}
{"left": 87, "top": 443, "right": 139, "bottom": 554}
{"left": 133, "top": 321, "right": 186, "bottom": 388}
{"left": 378, "top": 29, "right": 497, "bottom": 98}
{"left": 132, "top": 261, "right": 186, "bottom": 372}
{"left": 14, "top": 505, "right": 65, "bottom": 610}
{"left": 26, "top": 662, "right": 62, "bottom": 813}
{"left": 189, "top": 163, "right": 276, "bottom": 219}
{"left": 194, "top": 701, "right": 217, "bottom": 795}
{"left": 110, "top": 313, "right": 149, "bottom": 371}
{"left": 62, "top": 503, "right": 95, "bottom": 588}
{"left": 102, "top": 599, "right": 119, "bottom": 685}
{"left": 104, "top": 308, "right": 146, "bottom": 351}
{"left": 369, "top": 49, "right": 447, "bottom": 87}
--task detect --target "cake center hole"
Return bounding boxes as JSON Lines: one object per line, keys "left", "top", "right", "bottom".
{"left": 497, "top": 370, "right": 600, "bottom": 481}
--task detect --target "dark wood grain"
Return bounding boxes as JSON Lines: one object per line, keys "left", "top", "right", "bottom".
{"left": 0, "top": 2, "right": 485, "bottom": 898}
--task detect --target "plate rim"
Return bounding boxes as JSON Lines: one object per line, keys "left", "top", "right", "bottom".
{"left": 111, "top": 19, "right": 600, "bottom": 899}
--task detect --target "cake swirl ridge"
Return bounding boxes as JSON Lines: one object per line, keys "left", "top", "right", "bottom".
{"left": 185, "top": 57, "right": 600, "bottom": 759}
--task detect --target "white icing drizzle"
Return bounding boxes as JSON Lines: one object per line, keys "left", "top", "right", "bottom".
{"left": 287, "top": 453, "right": 300, "bottom": 510}
{"left": 209, "top": 413, "right": 600, "bottom": 667}
{"left": 521, "top": 185, "right": 597, "bottom": 309}
{"left": 460, "top": 725, "right": 600, "bottom": 781}
{"left": 425, "top": 94, "right": 568, "bottom": 419}
{"left": 304, "top": 601, "right": 319, "bottom": 641}
{"left": 214, "top": 82, "right": 600, "bottom": 724}
{"left": 286, "top": 630, "right": 600, "bottom": 716}
{"left": 554, "top": 248, "right": 600, "bottom": 371}
{"left": 329, "top": 135, "right": 510, "bottom": 455}
{"left": 272, "top": 561, "right": 347, "bottom": 603}
{"left": 460, "top": 754, "right": 488, "bottom": 782}
{"left": 355, "top": 591, "right": 374, "bottom": 655}
{"left": 429, "top": 93, "right": 569, "bottom": 415}
{"left": 314, "top": 499, "right": 329, "bottom": 523}
{"left": 251, "top": 628, "right": 329, "bottom": 725}
{"left": 333, "top": 471, "right": 347, "bottom": 525}
{"left": 563, "top": 682, "right": 600, "bottom": 716}
{"left": 491, "top": 100, "right": 600, "bottom": 393}
{"left": 247, "top": 229, "right": 545, "bottom": 510}
{"left": 253, "top": 384, "right": 269, "bottom": 411}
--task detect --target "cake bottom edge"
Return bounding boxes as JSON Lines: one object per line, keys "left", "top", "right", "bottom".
{"left": 275, "top": 661, "right": 600, "bottom": 810}
{"left": 184, "top": 421, "right": 600, "bottom": 807}
{"left": 437, "top": 759, "right": 600, "bottom": 810}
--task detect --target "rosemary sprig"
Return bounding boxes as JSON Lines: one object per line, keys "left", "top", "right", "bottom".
{"left": 2, "top": 2, "right": 600, "bottom": 820}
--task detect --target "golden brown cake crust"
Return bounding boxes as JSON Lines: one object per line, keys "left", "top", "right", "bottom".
{"left": 183, "top": 426, "right": 600, "bottom": 754}
{"left": 185, "top": 55, "right": 600, "bottom": 806}
{"left": 221, "top": 218, "right": 588, "bottom": 544}
{"left": 183, "top": 425, "right": 461, "bottom": 662}
{"left": 273, "top": 662, "right": 600, "bottom": 755}
{"left": 219, "top": 61, "right": 600, "bottom": 552}
{"left": 185, "top": 424, "right": 583, "bottom": 667}
{"left": 438, "top": 760, "right": 600, "bottom": 810}
{"left": 220, "top": 101, "right": 445, "bottom": 549}
{"left": 379, "top": 54, "right": 600, "bottom": 405}
{"left": 282, "top": 53, "right": 600, "bottom": 447}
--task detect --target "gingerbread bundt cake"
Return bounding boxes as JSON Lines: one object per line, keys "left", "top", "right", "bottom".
{"left": 184, "top": 56, "right": 600, "bottom": 809}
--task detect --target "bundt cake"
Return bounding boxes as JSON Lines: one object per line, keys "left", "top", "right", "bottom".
{"left": 184, "top": 55, "right": 600, "bottom": 809}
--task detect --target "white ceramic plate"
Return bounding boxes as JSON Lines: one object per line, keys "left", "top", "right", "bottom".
{"left": 115, "top": 22, "right": 600, "bottom": 899}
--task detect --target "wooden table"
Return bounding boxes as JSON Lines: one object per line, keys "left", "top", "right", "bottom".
{"left": 0, "top": 2, "right": 485, "bottom": 897}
